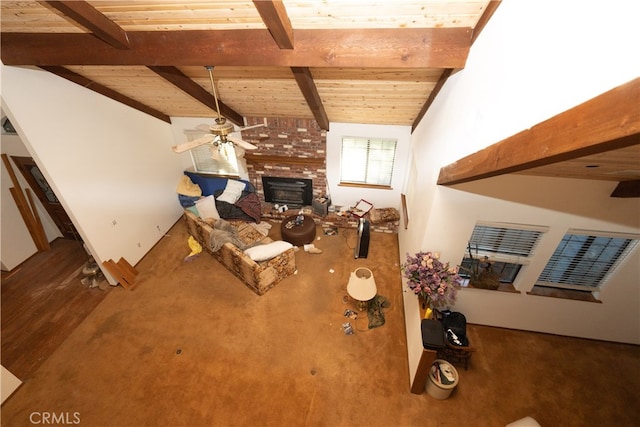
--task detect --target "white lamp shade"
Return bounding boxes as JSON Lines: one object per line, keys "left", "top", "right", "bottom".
{"left": 347, "top": 267, "right": 377, "bottom": 302}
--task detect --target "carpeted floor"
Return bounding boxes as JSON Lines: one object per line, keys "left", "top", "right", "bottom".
{"left": 2, "top": 217, "right": 639, "bottom": 427}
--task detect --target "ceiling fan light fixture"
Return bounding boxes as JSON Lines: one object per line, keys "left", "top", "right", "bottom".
{"left": 209, "top": 117, "right": 234, "bottom": 138}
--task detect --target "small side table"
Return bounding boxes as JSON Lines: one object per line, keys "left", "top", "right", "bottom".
{"left": 280, "top": 214, "right": 316, "bottom": 246}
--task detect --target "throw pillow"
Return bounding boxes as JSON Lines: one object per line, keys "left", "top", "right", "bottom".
{"left": 369, "top": 207, "right": 401, "bottom": 224}
{"left": 195, "top": 195, "right": 220, "bottom": 220}
{"left": 244, "top": 240, "right": 293, "bottom": 262}
{"left": 217, "top": 179, "right": 246, "bottom": 204}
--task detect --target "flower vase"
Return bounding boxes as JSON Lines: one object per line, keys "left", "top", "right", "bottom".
{"left": 418, "top": 295, "right": 432, "bottom": 319}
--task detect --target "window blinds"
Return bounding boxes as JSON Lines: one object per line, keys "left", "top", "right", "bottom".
{"left": 468, "top": 224, "right": 544, "bottom": 259}
{"left": 537, "top": 233, "right": 637, "bottom": 289}
{"left": 340, "top": 137, "right": 397, "bottom": 186}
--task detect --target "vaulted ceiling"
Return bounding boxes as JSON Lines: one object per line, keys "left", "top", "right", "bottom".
{"left": 1, "top": 1, "right": 638, "bottom": 193}
{"left": 0, "top": 0, "right": 500, "bottom": 130}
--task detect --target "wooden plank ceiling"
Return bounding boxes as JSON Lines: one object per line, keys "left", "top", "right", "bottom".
{"left": 2, "top": 1, "right": 637, "bottom": 191}
{"left": 0, "top": 0, "right": 498, "bottom": 129}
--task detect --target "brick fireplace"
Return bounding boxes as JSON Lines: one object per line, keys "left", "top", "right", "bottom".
{"left": 240, "top": 117, "right": 327, "bottom": 204}
{"left": 240, "top": 117, "right": 399, "bottom": 233}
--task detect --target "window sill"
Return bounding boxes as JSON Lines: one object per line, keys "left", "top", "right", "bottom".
{"left": 338, "top": 182, "right": 392, "bottom": 190}
{"left": 460, "top": 282, "right": 519, "bottom": 294}
{"left": 527, "top": 285, "right": 601, "bottom": 303}
{"left": 187, "top": 169, "right": 240, "bottom": 179}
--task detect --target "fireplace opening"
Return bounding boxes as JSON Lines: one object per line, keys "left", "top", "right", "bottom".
{"left": 262, "top": 176, "right": 313, "bottom": 207}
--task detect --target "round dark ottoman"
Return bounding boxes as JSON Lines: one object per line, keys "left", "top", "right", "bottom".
{"left": 280, "top": 214, "right": 316, "bottom": 246}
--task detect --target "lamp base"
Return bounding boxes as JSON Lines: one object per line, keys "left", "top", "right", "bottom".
{"left": 356, "top": 299, "right": 369, "bottom": 312}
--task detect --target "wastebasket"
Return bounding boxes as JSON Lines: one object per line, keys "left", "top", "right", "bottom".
{"left": 426, "top": 359, "right": 458, "bottom": 399}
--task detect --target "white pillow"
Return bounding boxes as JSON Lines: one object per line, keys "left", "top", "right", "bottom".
{"left": 217, "top": 179, "right": 246, "bottom": 204}
{"left": 244, "top": 241, "right": 293, "bottom": 262}
{"left": 195, "top": 195, "right": 220, "bottom": 220}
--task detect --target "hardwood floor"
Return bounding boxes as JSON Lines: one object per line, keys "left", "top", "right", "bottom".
{"left": 1, "top": 238, "right": 110, "bottom": 380}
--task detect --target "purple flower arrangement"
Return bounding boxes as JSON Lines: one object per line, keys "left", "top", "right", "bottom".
{"left": 401, "top": 251, "right": 462, "bottom": 308}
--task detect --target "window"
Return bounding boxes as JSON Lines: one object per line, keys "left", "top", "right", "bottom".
{"left": 340, "top": 136, "right": 397, "bottom": 186}
{"left": 186, "top": 130, "right": 240, "bottom": 176}
{"left": 460, "top": 223, "right": 546, "bottom": 290}
{"left": 536, "top": 231, "right": 638, "bottom": 292}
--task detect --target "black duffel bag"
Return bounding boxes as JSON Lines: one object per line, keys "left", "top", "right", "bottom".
{"left": 439, "top": 310, "right": 469, "bottom": 347}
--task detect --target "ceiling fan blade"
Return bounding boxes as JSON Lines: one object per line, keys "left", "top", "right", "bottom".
{"left": 171, "top": 134, "right": 214, "bottom": 153}
{"left": 196, "top": 123, "right": 211, "bottom": 132}
{"left": 240, "top": 123, "right": 266, "bottom": 131}
{"left": 227, "top": 134, "right": 257, "bottom": 150}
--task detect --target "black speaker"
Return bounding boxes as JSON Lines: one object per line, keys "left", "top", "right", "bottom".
{"left": 354, "top": 218, "right": 370, "bottom": 259}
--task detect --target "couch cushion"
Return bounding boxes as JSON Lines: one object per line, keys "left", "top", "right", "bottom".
{"left": 369, "top": 207, "right": 400, "bottom": 224}
{"left": 184, "top": 171, "right": 226, "bottom": 196}
{"left": 217, "top": 179, "right": 246, "bottom": 204}
{"left": 195, "top": 195, "right": 220, "bottom": 220}
{"left": 244, "top": 241, "right": 293, "bottom": 262}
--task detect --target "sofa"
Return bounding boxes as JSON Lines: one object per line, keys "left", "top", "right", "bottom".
{"left": 179, "top": 171, "right": 262, "bottom": 223}
{"left": 183, "top": 210, "right": 296, "bottom": 296}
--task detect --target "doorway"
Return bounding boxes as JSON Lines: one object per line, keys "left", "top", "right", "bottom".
{"left": 10, "top": 156, "right": 77, "bottom": 240}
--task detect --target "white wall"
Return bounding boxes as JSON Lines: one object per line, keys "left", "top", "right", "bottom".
{"left": 400, "top": 0, "right": 640, "bottom": 387}
{"left": 1, "top": 129, "right": 62, "bottom": 270}
{"left": 326, "top": 122, "right": 411, "bottom": 209}
{"left": 1, "top": 65, "right": 185, "bottom": 283}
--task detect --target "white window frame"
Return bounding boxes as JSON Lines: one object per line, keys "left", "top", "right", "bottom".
{"left": 466, "top": 222, "right": 547, "bottom": 264}
{"left": 461, "top": 222, "right": 547, "bottom": 286}
{"left": 339, "top": 136, "right": 397, "bottom": 187}
{"left": 536, "top": 229, "right": 639, "bottom": 292}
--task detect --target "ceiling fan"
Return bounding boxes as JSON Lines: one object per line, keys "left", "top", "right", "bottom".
{"left": 171, "top": 66, "right": 265, "bottom": 155}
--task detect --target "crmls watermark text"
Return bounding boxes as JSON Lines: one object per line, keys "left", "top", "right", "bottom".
{"left": 30, "top": 412, "right": 80, "bottom": 425}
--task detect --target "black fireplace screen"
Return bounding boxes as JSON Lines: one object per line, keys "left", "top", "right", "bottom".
{"left": 262, "top": 176, "right": 313, "bottom": 206}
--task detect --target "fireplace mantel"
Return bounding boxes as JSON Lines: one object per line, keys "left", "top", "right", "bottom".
{"left": 244, "top": 154, "right": 325, "bottom": 166}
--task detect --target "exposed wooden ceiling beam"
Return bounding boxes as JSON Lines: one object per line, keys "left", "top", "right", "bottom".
{"left": 437, "top": 78, "right": 640, "bottom": 186}
{"left": 252, "top": 0, "right": 294, "bottom": 49}
{"left": 610, "top": 180, "right": 640, "bottom": 198}
{"left": 147, "top": 66, "right": 243, "bottom": 126}
{"left": 41, "top": 1, "right": 130, "bottom": 49}
{"left": 412, "top": 68, "right": 453, "bottom": 132}
{"left": 0, "top": 28, "right": 471, "bottom": 68}
{"left": 39, "top": 66, "right": 170, "bottom": 123}
{"left": 291, "top": 67, "right": 329, "bottom": 131}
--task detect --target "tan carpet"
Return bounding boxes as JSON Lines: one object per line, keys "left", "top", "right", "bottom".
{"left": 2, "top": 218, "right": 639, "bottom": 427}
